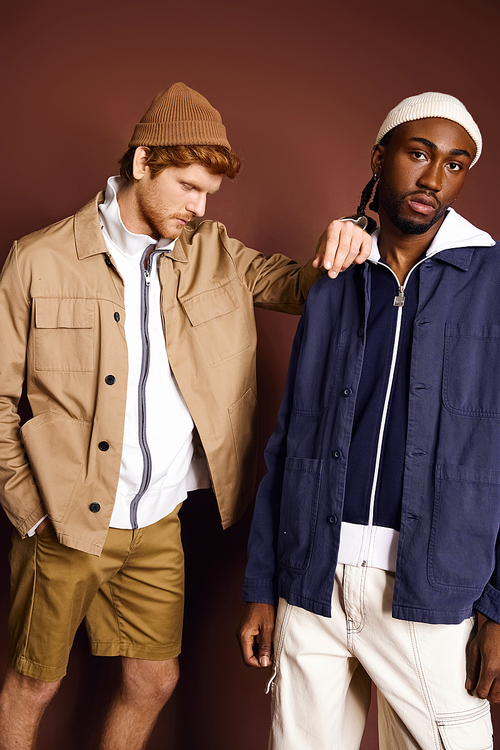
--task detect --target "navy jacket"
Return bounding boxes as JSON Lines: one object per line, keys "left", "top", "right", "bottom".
{"left": 243, "top": 240, "right": 500, "bottom": 625}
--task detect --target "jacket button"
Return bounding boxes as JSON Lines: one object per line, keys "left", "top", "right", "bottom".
{"left": 104, "top": 255, "right": 113, "bottom": 268}
{"left": 114, "top": 312, "right": 120, "bottom": 322}
{"left": 327, "top": 514, "right": 338, "bottom": 525}
{"left": 342, "top": 387, "right": 353, "bottom": 397}
{"left": 98, "top": 441, "right": 110, "bottom": 451}
{"left": 89, "top": 502, "right": 101, "bottom": 513}
{"left": 332, "top": 450, "right": 342, "bottom": 460}
{"left": 105, "top": 375, "right": 116, "bottom": 385}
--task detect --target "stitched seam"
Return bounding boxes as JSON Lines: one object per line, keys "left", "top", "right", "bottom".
{"left": 408, "top": 621, "right": 441, "bottom": 750}
{"left": 20, "top": 539, "right": 39, "bottom": 661}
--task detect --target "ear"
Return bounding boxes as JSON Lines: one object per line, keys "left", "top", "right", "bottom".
{"left": 370, "top": 144, "right": 386, "bottom": 176}
{"left": 132, "top": 147, "right": 150, "bottom": 181}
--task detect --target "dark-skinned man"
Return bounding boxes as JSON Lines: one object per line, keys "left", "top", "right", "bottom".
{"left": 238, "top": 92, "right": 499, "bottom": 749}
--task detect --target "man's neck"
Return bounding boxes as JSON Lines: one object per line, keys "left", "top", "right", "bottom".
{"left": 378, "top": 211, "right": 445, "bottom": 285}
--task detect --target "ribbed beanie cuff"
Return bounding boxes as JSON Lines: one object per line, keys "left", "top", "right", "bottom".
{"left": 376, "top": 92, "right": 482, "bottom": 166}
{"left": 129, "top": 83, "right": 231, "bottom": 149}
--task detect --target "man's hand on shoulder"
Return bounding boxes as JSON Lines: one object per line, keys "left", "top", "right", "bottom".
{"left": 466, "top": 617, "right": 500, "bottom": 702}
{"left": 237, "top": 602, "right": 276, "bottom": 669}
{"left": 313, "top": 219, "right": 373, "bottom": 279}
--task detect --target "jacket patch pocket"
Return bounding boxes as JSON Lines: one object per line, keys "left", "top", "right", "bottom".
{"left": 182, "top": 284, "right": 250, "bottom": 366}
{"left": 429, "top": 464, "right": 500, "bottom": 591}
{"left": 278, "top": 456, "right": 322, "bottom": 574}
{"left": 34, "top": 298, "right": 94, "bottom": 372}
{"left": 436, "top": 702, "right": 492, "bottom": 750}
{"left": 443, "top": 323, "right": 500, "bottom": 417}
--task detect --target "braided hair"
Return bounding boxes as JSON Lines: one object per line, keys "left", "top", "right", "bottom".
{"left": 356, "top": 174, "right": 378, "bottom": 218}
{"left": 356, "top": 131, "right": 393, "bottom": 218}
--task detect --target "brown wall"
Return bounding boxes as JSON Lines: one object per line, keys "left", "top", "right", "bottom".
{"left": 1, "top": 0, "right": 499, "bottom": 747}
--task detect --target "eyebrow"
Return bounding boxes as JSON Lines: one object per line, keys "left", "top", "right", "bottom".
{"left": 409, "top": 137, "right": 472, "bottom": 160}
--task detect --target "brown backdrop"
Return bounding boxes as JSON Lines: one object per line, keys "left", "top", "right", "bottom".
{"left": 1, "top": 0, "right": 499, "bottom": 747}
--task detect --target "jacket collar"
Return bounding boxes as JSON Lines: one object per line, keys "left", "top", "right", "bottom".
{"left": 74, "top": 192, "right": 108, "bottom": 260}
{"left": 367, "top": 208, "right": 494, "bottom": 272}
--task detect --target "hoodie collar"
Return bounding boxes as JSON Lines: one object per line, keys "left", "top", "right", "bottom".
{"left": 98, "top": 176, "right": 176, "bottom": 258}
{"left": 368, "top": 208, "right": 494, "bottom": 269}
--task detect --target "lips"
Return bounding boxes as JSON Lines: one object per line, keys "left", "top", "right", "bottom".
{"left": 408, "top": 193, "right": 438, "bottom": 216}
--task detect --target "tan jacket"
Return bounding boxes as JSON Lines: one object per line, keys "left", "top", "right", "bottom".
{"left": 0, "top": 193, "right": 322, "bottom": 554}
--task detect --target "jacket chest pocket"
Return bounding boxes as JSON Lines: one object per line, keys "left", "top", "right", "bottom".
{"left": 34, "top": 298, "right": 94, "bottom": 372}
{"left": 182, "top": 283, "right": 250, "bottom": 366}
{"left": 443, "top": 323, "right": 500, "bottom": 417}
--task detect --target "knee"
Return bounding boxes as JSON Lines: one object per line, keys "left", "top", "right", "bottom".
{"left": 121, "top": 659, "right": 179, "bottom": 708}
{"left": 0, "top": 668, "right": 60, "bottom": 712}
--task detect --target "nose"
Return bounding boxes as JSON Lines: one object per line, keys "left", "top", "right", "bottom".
{"left": 417, "top": 160, "right": 443, "bottom": 193}
{"left": 186, "top": 192, "right": 207, "bottom": 218}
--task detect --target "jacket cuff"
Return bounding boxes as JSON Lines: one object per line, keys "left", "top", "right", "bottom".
{"left": 16, "top": 502, "right": 47, "bottom": 538}
{"left": 474, "top": 583, "right": 500, "bottom": 624}
{"left": 242, "top": 577, "right": 279, "bottom": 607}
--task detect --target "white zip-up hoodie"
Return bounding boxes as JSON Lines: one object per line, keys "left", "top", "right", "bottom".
{"left": 99, "top": 177, "right": 210, "bottom": 529}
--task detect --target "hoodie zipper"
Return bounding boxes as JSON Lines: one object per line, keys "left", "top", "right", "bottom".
{"left": 129, "top": 243, "right": 160, "bottom": 529}
{"left": 359, "top": 257, "right": 427, "bottom": 565}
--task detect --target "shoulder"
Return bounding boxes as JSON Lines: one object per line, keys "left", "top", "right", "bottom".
{"left": 16, "top": 215, "right": 74, "bottom": 255}
{"left": 307, "top": 263, "right": 361, "bottom": 301}
{"left": 15, "top": 193, "right": 102, "bottom": 260}
{"left": 181, "top": 218, "right": 226, "bottom": 245}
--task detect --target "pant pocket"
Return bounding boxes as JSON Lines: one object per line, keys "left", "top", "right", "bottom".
{"left": 436, "top": 703, "right": 493, "bottom": 750}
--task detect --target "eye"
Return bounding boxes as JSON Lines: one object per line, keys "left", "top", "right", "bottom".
{"left": 181, "top": 182, "right": 194, "bottom": 191}
{"left": 448, "top": 162, "right": 462, "bottom": 172}
{"left": 412, "top": 150, "right": 427, "bottom": 161}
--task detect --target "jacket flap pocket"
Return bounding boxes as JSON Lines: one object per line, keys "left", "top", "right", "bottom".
{"left": 182, "top": 285, "right": 238, "bottom": 326}
{"left": 35, "top": 298, "right": 94, "bottom": 329}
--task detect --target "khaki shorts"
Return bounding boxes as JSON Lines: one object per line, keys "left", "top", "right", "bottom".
{"left": 8, "top": 505, "right": 185, "bottom": 682}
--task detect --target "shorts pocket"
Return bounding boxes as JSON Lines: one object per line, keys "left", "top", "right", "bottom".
{"left": 436, "top": 703, "right": 493, "bottom": 750}
{"left": 34, "top": 298, "right": 94, "bottom": 372}
{"left": 278, "top": 457, "right": 322, "bottom": 574}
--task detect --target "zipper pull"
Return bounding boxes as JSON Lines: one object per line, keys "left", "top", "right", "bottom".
{"left": 393, "top": 287, "right": 405, "bottom": 307}
{"left": 144, "top": 268, "right": 151, "bottom": 286}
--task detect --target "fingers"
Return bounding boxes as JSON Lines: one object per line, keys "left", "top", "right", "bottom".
{"left": 465, "top": 618, "right": 500, "bottom": 702}
{"left": 258, "top": 620, "right": 274, "bottom": 667}
{"left": 313, "top": 220, "right": 372, "bottom": 279}
{"left": 237, "top": 624, "right": 261, "bottom": 668}
{"left": 237, "top": 603, "right": 276, "bottom": 669}
{"left": 465, "top": 638, "right": 480, "bottom": 693}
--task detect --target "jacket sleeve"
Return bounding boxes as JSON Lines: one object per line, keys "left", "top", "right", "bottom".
{"left": 474, "top": 565, "right": 500, "bottom": 624}
{"left": 241, "top": 307, "right": 307, "bottom": 604}
{"left": 0, "top": 243, "right": 45, "bottom": 534}
{"left": 218, "top": 223, "right": 324, "bottom": 313}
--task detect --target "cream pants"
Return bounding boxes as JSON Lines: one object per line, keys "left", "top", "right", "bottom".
{"left": 269, "top": 565, "right": 493, "bottom": 750}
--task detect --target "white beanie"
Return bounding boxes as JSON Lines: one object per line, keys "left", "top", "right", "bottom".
{"left": 375, "top": 92, "right": 482, "bottom": 166}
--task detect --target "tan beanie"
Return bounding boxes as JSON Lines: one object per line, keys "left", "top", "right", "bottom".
{"left": 128, "top": 82, "right": 231, "bottom": 149}
{"left": 376, "top": 92, "right": 482, "bottom": 166}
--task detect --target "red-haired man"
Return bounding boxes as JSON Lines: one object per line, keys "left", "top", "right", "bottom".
{"left": 0, "top": 83, "right": 370, "bottom": 749}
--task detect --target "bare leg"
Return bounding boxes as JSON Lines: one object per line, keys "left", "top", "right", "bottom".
{"left": 0, "top": 667, "right": 60, "bottom": 750}
{"left": 99, "top": 657, "right": 179, "bottom": 750}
